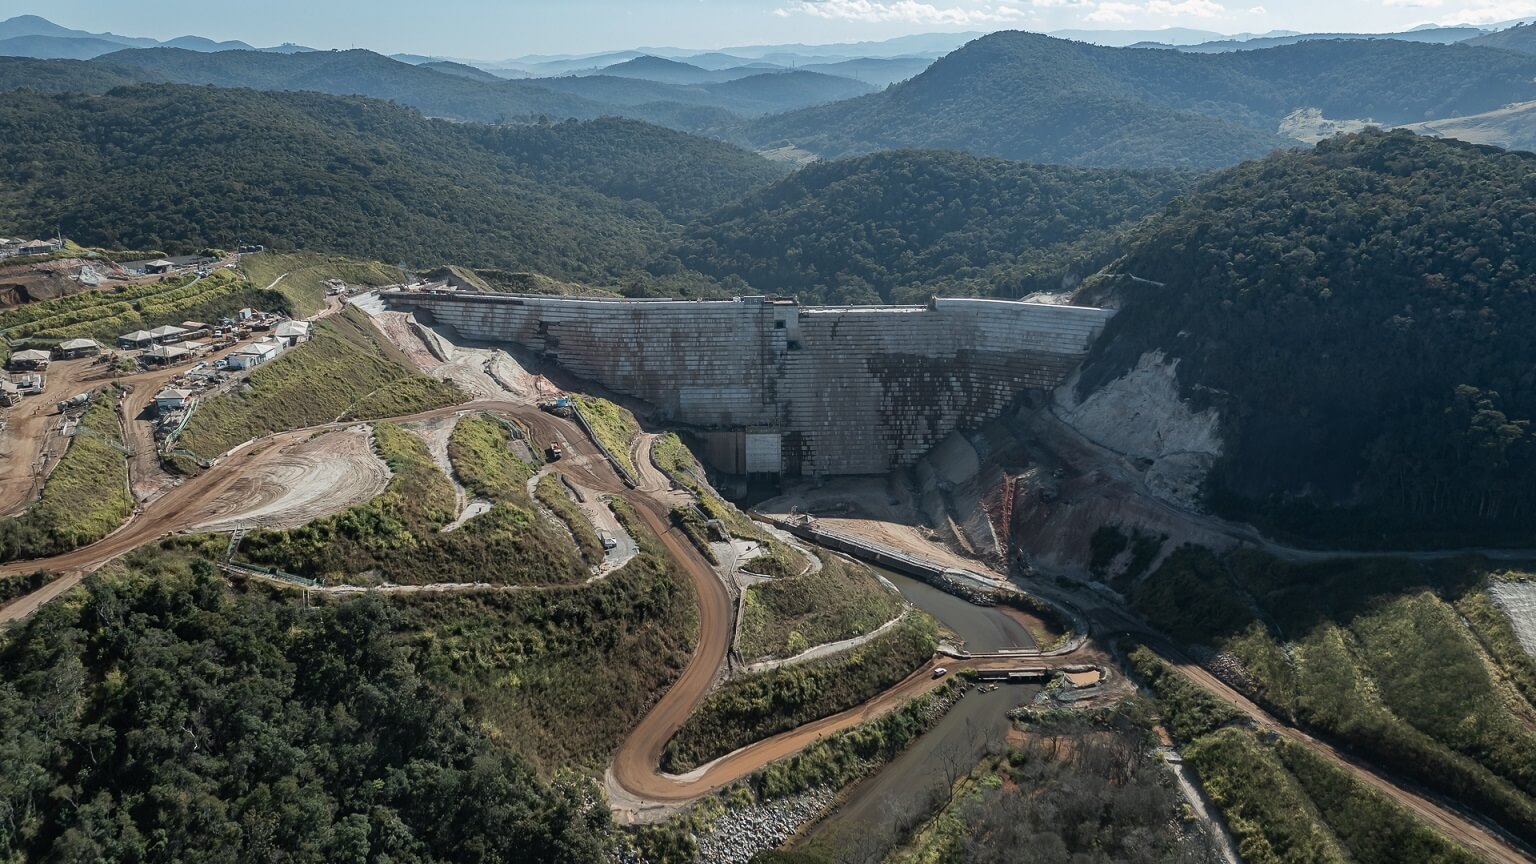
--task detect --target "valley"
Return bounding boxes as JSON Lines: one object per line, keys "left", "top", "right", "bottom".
{"left": 2, "top": 9, "right": 1536, "bottom": 864}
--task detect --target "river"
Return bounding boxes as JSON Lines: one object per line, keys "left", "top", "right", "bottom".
{"left": 876, "top": 567, "right": 1037, "bottom": 652}
{"left": 795, "top": 568, "right": 1041, "bottom": 862}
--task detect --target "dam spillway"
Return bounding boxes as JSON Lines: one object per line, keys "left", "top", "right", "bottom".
{"left": 385, "top": 290, "right": 1114, "bottom": 477}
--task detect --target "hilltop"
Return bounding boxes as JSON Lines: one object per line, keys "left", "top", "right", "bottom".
{"left": 1075, "top": 130, "right": 1536, "bottom": 545}
{"left": 664, "top": 149, "right": 1192, "bottom": 304}
{"left": 739, "top": 31, "right": 1536, "bottom": 168}
{"left": 0, "top": 85, "right": 782, "bottom": 281}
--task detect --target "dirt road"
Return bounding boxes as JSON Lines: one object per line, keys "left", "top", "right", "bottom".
{"left": 1149, "top": 640, "right": 1532, "bottom": 864}
{"left": 0, "top": 357, "right": 103, "bottom": 515}
{"left": 7, "top": 372, "right": 1514, "bottom": 861}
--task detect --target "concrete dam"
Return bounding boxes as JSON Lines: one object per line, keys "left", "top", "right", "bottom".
{"left": 386, "top": 291, "right": 1114, "bottom": 477}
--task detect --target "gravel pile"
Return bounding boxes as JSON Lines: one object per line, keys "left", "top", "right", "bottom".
{"left": 693, "top": 788, "right": 836, "bottom": 864}
{"left": 1490, "top": 581, "right": 1536, "bottom": 660}
{"left": 1205, "top": 652, "right": 1256, "bottom": 693}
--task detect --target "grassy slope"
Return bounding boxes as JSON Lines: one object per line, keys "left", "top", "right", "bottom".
{"left": 447, "top": 412, "right": 537, "bottom": 501}
{"left": 738, "top": 553, "right": 905, "bottom": 663}
{"left": 0, "top": 269, "right": 287, "bottom": 349}
{"left": 653, "top": 432, "right": 804, "bottom": 578}
{"left": 0, "top": 393, "right": 133, "bottom": 562}
{"left": 445, "top": 413, "right": 589, "bottom": 574}
{"left": 238, "top": 251, "right": 403, "bottom": 318}
{"left": 533, "top": 474, "right": 604, "bottom": 566}
{"left": 1134, "top": 644, "right": 1478, "bottom": 864}
{"left": 176, "top": 307, "right": 462, "bottom": 460}
{"left": 1132, "top": 551, "right": 1536, "bottom": 849}
{"left": 663, "top": 613, "right": 937, "bottom": 773}
{"left": 573, "top": 395, "right": 639, "bottom": 479}
{"left": 242, "top": 422, "right": 587, "bottom": 586}
{"left": 404, "top": 499, "right": 696, "bottom": 772}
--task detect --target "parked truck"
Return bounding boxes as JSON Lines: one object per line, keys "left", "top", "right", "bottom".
{"left": 57, "top": 393, "right": 90, "bottom": 414}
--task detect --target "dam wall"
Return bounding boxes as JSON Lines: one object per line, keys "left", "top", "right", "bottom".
{"left": 386, "top": 291, "right": 1113, "bottom": 476}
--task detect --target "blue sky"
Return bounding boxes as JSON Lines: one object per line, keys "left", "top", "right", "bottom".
{"left": 6, "top": 0, "right": 1532, "bottom": 58}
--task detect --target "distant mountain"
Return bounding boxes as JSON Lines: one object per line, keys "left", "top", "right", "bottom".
{"left": 1159, "top": 27, "right": 1486, "bottom": 53}
{"left": 740, "top": 32, "right": 1536, "bottom": 169}
{"left": 797, "top": 57, "right": 933, "bottom": 87}
{"left": 94, "top": 47, "right": 620, "bottom": 123}
{"left": 420, "top": 60, "right": 503, "bottom": 82}
{"left": 1076, "top": 130, "right": 1536, "bottom": 545}
{"left": 0, "top": 84, "right": 782, "bottom": 280}
{"left": 506, "top": 51, "right": 645, "bottom": 76}
{"left": 1402, "top": 100, "right": 1536, "bottom": 152}
{"left": 163, "top": 35, "right": 256, "bottom": 52}
{"left": 0, "top": 34, "right": 129, "bottom": 60}
{"left": 536, "top": 69, "right": 874, "bottom": 118}
{"left": 1465, "top": 22, "right": 1536, "bottom": 53}
{"left": 1048, "top": 27, "right": 1227, "bottom": 47}
{"left": 0, "top": 15, "right": 302, "bottom": 59}
{"left": 593, "top": 56, "right": 759, "bottom": 85}
{"left": 0, "top": 14, "right": 154, "bottom": 48}
{"left": 698, "top": 32, "right": 982, "bottom": 60}
{"left": 663, "top": 149, "right": 1192, "bottom": 305}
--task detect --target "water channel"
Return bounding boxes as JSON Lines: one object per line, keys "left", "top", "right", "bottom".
{"left": 796, "top": 566, "right": 1043, "bottom": 862}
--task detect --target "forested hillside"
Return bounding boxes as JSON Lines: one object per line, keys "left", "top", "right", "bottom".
{"left": 0, "top": 554, "right": 612, "bottom": 862}
{"left": 740, "top": 31, "right": 1536, "bottom": 168}
{"left": 1465, "top": 22, "right": 1536, "bottom": 54}
{"left": 663, "top": 149, "right": 1192, "bottom": 304}
{"left": 1077, "top": 130, "right": 1536, "bottom": 544}
{"left": 0, "top": 85, "right": 782, "bottom": 281}
{"left": 0, "top": 55, "right": 152, "bottom": 91}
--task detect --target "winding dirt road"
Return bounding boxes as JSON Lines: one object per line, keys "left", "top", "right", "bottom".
{"left": 3, "top": 384, "right": 1530, "bottom": 862}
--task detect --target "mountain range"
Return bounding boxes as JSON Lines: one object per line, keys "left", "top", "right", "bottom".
{"left": 737, "top": 32, "right": 1536, "bottom": 168}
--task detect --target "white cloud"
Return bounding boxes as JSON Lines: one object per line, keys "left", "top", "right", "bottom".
{"left": 1442, "top": 0, "right": 1536, "bottom": 21}
{"left": 1086, "top": 0, "right": 1139, "bottom": 20}
{"left": 1248, "top": 4, "right": 1268, "bottom": 12}
{"left": 1146, "top": 0, "right": 1227, "bottom": 17}
{"left": 775, "top": 0, "right": 1034, "bottom": 23}
{"left": 1383, "top": 0, "right": 1443, "bottom": 8}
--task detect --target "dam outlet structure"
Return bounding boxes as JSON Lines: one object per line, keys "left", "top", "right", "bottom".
{"left": 384, "top": 291, "right": 1113, "bottom": 477}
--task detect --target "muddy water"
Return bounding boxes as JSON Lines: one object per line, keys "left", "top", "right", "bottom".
{"left": 798, "top": 683, "right": 1039, "bottom": 862}
{"left": 876, "top": 567, "right": 1036, "bottom": 652}
{"left": 790, "top": 569, "right": 1042, "bottom": 861}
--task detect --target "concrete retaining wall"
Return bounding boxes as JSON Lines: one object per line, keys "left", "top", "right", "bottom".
{"left": 386, "top": 291, "right": 1112, "bottom": 476}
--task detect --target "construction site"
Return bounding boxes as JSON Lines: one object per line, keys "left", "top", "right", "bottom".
{"left": 1, "top": 273, "right": 1531, "bottom": 864}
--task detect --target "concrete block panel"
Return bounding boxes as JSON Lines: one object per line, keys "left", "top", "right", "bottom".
{"left": 387, "top": 291, "right": 1113, "bottom": 477}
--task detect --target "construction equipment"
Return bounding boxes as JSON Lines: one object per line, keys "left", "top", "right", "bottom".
{"left": 546, "top": 442, "right": 563, "bottom": 462}
{"left": 56, "top": 393, "right": 90, "bottom": 414}
{"left": 539, "top": 396, "right": 575, "bottom": 418}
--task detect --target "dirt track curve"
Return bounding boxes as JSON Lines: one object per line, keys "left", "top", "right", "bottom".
{"left": 1148, "top": 636, "right": 1531, "bottom": 864}
{"left": 3, "top": 395, "right": 1534, "bottom": 862}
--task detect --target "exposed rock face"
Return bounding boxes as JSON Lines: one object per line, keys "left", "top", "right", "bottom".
{"left": 1054, "top": 350, "right": 1222, "bottom": 509}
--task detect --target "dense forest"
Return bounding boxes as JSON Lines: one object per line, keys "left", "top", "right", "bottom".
{"left": 0, "top": 85, "right": 781, "bottom": 282}
{"left": 1078, "top": 129, "right": 1536, "bottom": 544}
{"left": 665, "top": 149, "right": 1193, "bottom": 304}
{"left": 740, "top": 32, "right": 1536, "bottom": 168}
{"left": 0, "top": 552, "right": 612, "bottom": 863}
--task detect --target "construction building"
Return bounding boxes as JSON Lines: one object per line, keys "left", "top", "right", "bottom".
{"left": 54, "top": 338, "right": 100, "bottom": 359}
{"left": 7, "top": 349, "right": 51, "bottom": 371}
{"left": 142, "top": 344, "right": 192, "bottom": 366}
{"left": 154, "top": 389, "right": 193, "bottom": 414}
{"left": 227, "top": 339, "right": 283, "bottom": 370}
{"left": 386, "top": 291, "right": 1114, "bottom": 477}
{"left": 120, "top": 330, "right": 156, "bottom": 349}
{"left": 148, "top": 325, "right": 190, "bottom": 344}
